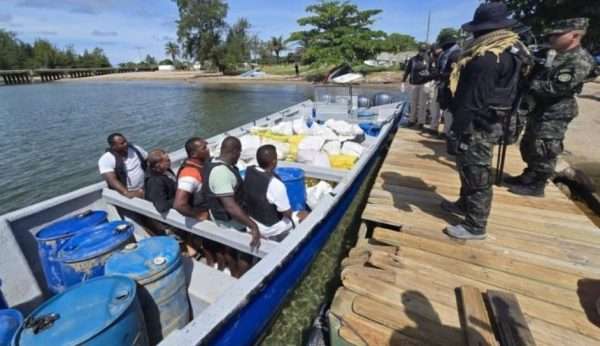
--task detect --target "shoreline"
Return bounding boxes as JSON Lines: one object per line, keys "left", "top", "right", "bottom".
{"left": 55, "top": 70, "right": 405, "bottom": 88}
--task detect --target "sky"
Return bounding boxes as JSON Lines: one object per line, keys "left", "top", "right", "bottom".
{"left": 0, "top": 0, "right": 480, "bottom": 65}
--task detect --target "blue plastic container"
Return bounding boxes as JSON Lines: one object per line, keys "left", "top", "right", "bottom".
{"left": 12, "top": 276, "right": 148, "bottom": 346}
{"left": 275, "top": 167, "right": 306, "bottom": 211}
{"left": 0, "top": 309, "right": 22, "bottom": 346}
{"left": 34, "top": 210, "right": 108, "bottom": 293}
{"left": 359, "top": 122, "right": 381, "bottom": 137}
{"left": 56, "top": 221, "right": 134, "bottom": 289}
{"left": 105, "top": 236, "right": 189, "bottom": 344}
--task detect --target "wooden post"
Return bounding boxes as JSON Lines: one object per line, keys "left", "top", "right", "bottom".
{"left": 457, "top": 286, "right": 498, "bottom": 346}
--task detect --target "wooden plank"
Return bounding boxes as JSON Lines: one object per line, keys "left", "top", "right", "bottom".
{"left": 457, "top": 286, "right": 498, "bottom": 346}
{"left": 486, "top": 290, "right": 536, "bottom": 346}
{"left": 366, "top": 250, "right": 600, "bottom": 342}
{"left": 103, "top": 189, "right": 278, "bottom": 257}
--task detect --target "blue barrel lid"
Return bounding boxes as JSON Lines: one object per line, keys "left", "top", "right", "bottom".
{"left": 0, "top": 309, "right": 22, "bottom": 345}
{"left": 14, "top": 276, "right": 136, "bottom": 346}
{"left": 105, "top": 236, "right": 181, "bottom": 284}
{"left": 275, "top": 167, "right": 304, "bottom": 182}
{"left": 35, "top": 211, "right": 108, "bottom": 241}
{"left": 57, "top": 221, "right": 134, "bottom": 263}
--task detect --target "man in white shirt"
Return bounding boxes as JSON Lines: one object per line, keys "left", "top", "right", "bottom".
{"left": 243, "top": 145, "right": 308, "bottom": 241}
{"left": 98, "top": 133, "right": 148, "bottom": 198}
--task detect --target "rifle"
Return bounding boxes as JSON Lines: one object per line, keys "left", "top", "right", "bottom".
{"left": 493, "top": 106, "right": 512, "bottom": 186}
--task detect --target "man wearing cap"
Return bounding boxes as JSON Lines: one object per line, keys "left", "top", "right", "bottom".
{"left": 442, "top": 2, "right": 531, "bottom": 240}
{"left": 506, "top": 18, "right": 595, "bottom": 197}
{"left": 429, "top": 32, "right": 463, "bottom": 137}
{"left": 402, "top": 44, "right": 434, "bottom": 129}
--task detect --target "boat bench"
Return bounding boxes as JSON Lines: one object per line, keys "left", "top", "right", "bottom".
{"left": 102, "top": 189, "right": 278, "bottom": 258}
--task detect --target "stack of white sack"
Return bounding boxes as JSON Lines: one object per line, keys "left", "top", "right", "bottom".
{"left": 322, "top": 140, "right": 341, "bottom": 155}
{"left": 239, "top": 135, "right": 261, "bottom": 161}
{"left": 296, "top": 136, "right": 326, "bottom": 164}
{"left": 306, "top": 181, "right": 333, "bottom": 210}
{"left": 325, "top": 119, "right": 364, "bottom": 137}
{"left": 341, "top": 141, "right": 365, "bottom": 157}
{"left": 270, "top": 121, "right": 294, "bottom": 136}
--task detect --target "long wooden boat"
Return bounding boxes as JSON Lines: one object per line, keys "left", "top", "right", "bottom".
{"left": 0, "top": 86, "right": 405, "bottom": 345}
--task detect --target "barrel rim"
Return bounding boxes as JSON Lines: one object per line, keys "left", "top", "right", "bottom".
{"left": 56, "top": 221, "right": 133, "bottom": 263}
{"left": 35, "top": 211, "right": 108, "bottom": 241}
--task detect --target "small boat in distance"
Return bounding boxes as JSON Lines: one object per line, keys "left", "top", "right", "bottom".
{"left": 0, "top": 85, "right": 406, "bottom": 345}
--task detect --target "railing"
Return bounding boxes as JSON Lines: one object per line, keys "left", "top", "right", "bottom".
{"left": 0, "top": 67, "right": 159, "bottom": 85}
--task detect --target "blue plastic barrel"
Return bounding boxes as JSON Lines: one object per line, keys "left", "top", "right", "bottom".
{"left": 275, "top": 167, "right": 306, "bottom": 211}
{"left": 56, "top": 221, "right": 134, "bottom": 289}
{"left": 358, "top": 122, "right": 381, "bottom": 137}
{"left": 12, "top": 276, "right": 148, "bottom": 346}
{"left": 34, "top": 210, "right": 108, "bottom": 293}
{"left": 0, "top": 309, "right": 22, "bottom": 346}
{"left": 105, "top": 236, "right": 189, "bottom": 344}
{"left": 373, "top": 92, "right": 392, "bottom": 106}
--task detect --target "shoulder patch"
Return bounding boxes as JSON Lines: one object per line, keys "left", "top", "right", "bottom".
{"left": 557, "top": 73, "right": 573, "bottom": 83}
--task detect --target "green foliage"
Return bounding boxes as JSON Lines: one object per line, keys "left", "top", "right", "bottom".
{"left": 382, "top": 33, "right": 418, "bottom": 53}
{"left": 269, "top": 36, "right": 285, "bottom": 63}
{"left": 0, "top": 30, "right": 111, "bottom": 69}
{"left": 159, "top": 59, "right": 174, "bottom": 65}
{"left": 436, "top": 27, "right": 460, "bottom": 45}
{"left": 221, "top": 17, "right": 252, "bottom": 72}
{"left": 173, "top": 0, "right": 229, "bottom": 66}
{"left": 288, "top": 0, "right": 386, "bottom": 66}
{"left": 500, "top": 0, "right": 599, "bottom": 50}
{"left": 164, "top": 41, "right": 180, "bottom": 63}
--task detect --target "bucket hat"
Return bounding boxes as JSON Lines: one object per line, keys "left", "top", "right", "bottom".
{"left": 462, "top": 2, "right": 518, "bottom": 33}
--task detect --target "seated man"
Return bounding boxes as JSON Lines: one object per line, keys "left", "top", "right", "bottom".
{"left": 173, "top": 137, "right": 223, "bottom": 267}
{"left": 243, "top": 145, "right": 308, "bottom": 242}
{"left": 144, "top": 149, "right": 201, "bottom": 257}
{"left": 204, "top": 136, "right": 261, "bottom": 278}
{"left": 98, "top": 133, "right": 147, "bottom": 198}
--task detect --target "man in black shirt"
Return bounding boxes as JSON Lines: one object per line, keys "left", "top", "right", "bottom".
{"left": 443, "top": 2, "right": 529, "bottom": 240}
{"left": 403, "top": 45, "right": 433, "bottom": 128}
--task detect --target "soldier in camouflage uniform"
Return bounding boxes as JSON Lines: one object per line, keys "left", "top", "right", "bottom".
{"left": 506, "top": 18, "right": 596, "bottom": 197}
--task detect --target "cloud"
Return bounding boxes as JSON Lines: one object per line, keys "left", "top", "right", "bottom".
{"left": 97, "top": 41, "right": 117, "bottom": 46}
{"left": 92, "top": 30, "right": 118, "bottom": 37}
{"left": 17, "top": 0, "right": 113, "bottom": 15}
{"left": 0, "top": 13, "right": 12, "bottom": 23}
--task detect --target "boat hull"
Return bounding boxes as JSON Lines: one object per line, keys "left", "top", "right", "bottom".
{"left": 205, "top": 117, "right": 399, "bottom": 345}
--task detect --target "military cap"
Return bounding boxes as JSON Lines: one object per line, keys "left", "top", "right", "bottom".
{"left": 544, "top": 18, "right": 589, "bottom": 35}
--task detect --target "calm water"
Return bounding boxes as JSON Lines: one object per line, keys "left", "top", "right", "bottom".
{"left": 0, "top": 81, "right": 312, "bottom": 215}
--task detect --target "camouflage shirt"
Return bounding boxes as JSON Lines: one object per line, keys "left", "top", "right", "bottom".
{"left": 528, "top": 46, "right": 595, "bottom": 139}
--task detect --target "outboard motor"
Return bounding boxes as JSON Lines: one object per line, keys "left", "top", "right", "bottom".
{"left": 357, "top": 95, "right": 371, "bottom": 108}
{"left": 373, "top": 92, "right": 392, "bottom": 106}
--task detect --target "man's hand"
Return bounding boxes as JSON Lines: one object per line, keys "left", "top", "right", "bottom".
{"left": 195, "top": 210, "right": 209, "bottom": 222}
{"left": 249, "top": 227, "right": 261, "bottom": 252}
{"left": 401, "top": 82, "right": 406, "bottom": 93}
{"left": 297, "top": 210, "right": 309, "bottom": 222}
{"left": 125, "top": 189, "right": 144, "bottom": 199}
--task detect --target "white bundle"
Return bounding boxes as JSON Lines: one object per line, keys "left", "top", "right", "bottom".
{"left": 270, "top": 121, "right": 294, "bottom": 136}
{"left": 310, "top": 124, "right": 338, "bottom": 141}
{"left": 292, "top": 118, "right": 310, "bottom": 135}
{"left": 322, "top": 140, "right": 341, "bottom": 155}
{"left": 312, "top": 152, "right": 331, "bottom": 168}
{"left": 341, "top": 141, "right": 365, "bottom": 157}
{"left": 239, "top": 135, "right": 261, "bottom": 161}
{"left": 306, "top": 181, "right": 333, "bottom": 210}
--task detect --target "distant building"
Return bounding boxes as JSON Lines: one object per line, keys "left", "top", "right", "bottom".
{"left": 158, "top": 65, "right": 175, "bottom": 71}
{"left": 373, "top": 51, "right": 417, "bottom": 66}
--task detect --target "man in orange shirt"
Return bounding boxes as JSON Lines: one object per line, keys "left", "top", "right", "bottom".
{"left": 173, "top": 137, "right": 224, "bottom": 267}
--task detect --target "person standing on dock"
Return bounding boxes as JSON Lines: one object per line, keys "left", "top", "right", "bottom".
{"left": 443, "top": 2, "right": 531, "bottom": 240}
{"left": 505, "top": 18, "right": 595, "bottom": 197}
{"left": 402, "top": 44, "right": 433, "bottom": 129}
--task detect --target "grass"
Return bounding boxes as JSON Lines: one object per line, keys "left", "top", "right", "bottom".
{"left": 260, "top": 64, "right": 314, "bottom": 76}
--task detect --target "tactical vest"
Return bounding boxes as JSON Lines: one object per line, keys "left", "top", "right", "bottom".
{"left": 409, "top": 56, "right": 431, "bottom": 85}
{"left": 176, "top": 159, "right": 207, "bottom": 209}
{"left": 202, "top": 159, "right": 245, "bottom": 222}
{"left": 243, "top": 166, "right": 283, "bottom": 227}
{"left": 106, "top": 144, "right": 147, "bottom": 189}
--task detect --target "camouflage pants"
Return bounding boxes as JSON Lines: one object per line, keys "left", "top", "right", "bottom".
{"left": 456, "top": 126, "right": 501, "bottom": 233}
{"left": 519, "top": 122, "right": 566, "bottom": 183}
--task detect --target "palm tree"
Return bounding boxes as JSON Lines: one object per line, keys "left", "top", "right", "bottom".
{"left": 164, "top": 42, "right": 180, "bottom": 64}
{"left": 270, "top": 36, "right": 285, "bottom": 64}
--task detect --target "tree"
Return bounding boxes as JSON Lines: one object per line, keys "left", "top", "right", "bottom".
{"left": 144, "top": 54, "right": 157, "bottom": 66}
{"left": 383, "top": 33, "right": 418, "bottom": 53}
{"left": 500, "top": 0, "right": 599, "bottom": 51}
{"left": 436, "top": 27, "right": 459, "bottom": 45}
{"left": 164, "top": 41, "right": 180, "bottom": 64}
{"left": 173, "top": 0, "right": 228, "bottom": 69}
{"left": 0, "top": 30, "right": 22, "bottom": 69}
{"left": 289, "top": 1, "right": 386, "bottom": 66}
{"left": 222, "top": 17, "right": 252, "bottom": 70}
{"left": 269, "top": 36, "right": 285, "bottom": 63}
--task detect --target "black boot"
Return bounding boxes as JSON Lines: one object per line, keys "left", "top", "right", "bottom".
{"left": 508, "top": 182, "right": 546, "bottom": 197}
{"left": 503, "top": 171, "right": 535, "bottom": 187}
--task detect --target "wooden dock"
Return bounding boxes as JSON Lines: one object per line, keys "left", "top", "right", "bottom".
{"left": 330, "top": 128, "right": 600, "bottom": 346}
